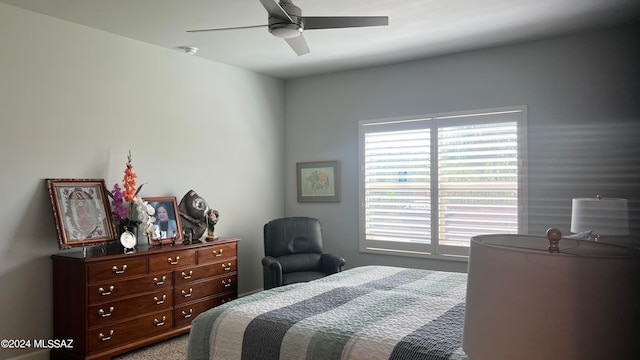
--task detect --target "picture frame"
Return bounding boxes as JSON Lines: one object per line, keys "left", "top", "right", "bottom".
{"left": 143, "top": 196, "right": 183, "bottom": 245}
{"left": 296, "top": 160, "right": 341, "bottom": 202}
{"left": 47, "top": 179, "right": 117, "bottom": 249}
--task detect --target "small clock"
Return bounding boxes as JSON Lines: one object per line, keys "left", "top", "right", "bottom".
{"left": 120, "top": 230, "right": 137, "bottom": 253}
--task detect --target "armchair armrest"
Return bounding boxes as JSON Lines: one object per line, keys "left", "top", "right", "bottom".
{"left": 262, "top": 256, "right": 283, "bottom": 290}
{"left": 319, "top": 253, "right": 346, "bottom": 274}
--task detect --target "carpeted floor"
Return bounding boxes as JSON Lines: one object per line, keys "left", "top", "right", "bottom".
{"left": 112, "top": 333, "right": 190, "bottom": 360}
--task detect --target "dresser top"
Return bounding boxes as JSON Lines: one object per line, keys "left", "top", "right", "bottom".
{"left": 51, "top": 237, "right": 239, "bottom": 261}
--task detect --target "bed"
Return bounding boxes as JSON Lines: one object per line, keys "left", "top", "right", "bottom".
{"left": 187, "top": 265, "right": 469, "bottom": 360}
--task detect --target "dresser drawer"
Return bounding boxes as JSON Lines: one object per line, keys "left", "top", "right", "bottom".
{"left": 88, "top": 258, "right": 148, "bottom": 283}
{"left": 88, "top": 310, "right": 173, "bottom": 352}
{"left": 88, "top": 289, "right": 173, "bottom": 327}
{"left": 197, "top": 243, "right": 237, "bottom": 263}
{"left": 174, "top": 293, "right": 237, "bottom": 328}
{"left": 175, "top": 260, "right": 237, "bottom": 286}
{"left": 174, "top": 274, "right": 237, "bottom": 306}
{"left": 88, "top": 272, "right": 172, "bottom": 304}
{"left": 148, "top": 250, "right": 196, "bottom": 272}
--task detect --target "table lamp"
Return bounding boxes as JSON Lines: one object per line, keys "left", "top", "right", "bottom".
{"left": 570, "top": 195, "right": 629, "bottom": 240}
{"left": 462, "top": 229, "right": 640, "bottom": 360}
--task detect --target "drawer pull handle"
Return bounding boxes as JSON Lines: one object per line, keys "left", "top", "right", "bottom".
{"left": 154, "top": 316, "right": 166, "bottom": 327}
{"left": 181, "top": 271, "right": 193, "bottom": 280}
{"left": 222, "top": 279, "right": 232, "bottom": 288}
{"left": 98, "top": 286, "right": 115, "bottom": 296}
{"left": 112, "top": 265, "right": 127, "bottom": 274}
{"left": 153, "top": 276, "right": 166, "bottom": 285}
{"left": 182, "top": 309, "right": 193, "bottom": 319}
{"left": 154, "top": 295, "right": 167, "bottom": 305}
{"left": 167, "top": 256, "right": 180, "bottom": 265}
{"left": 182, "top": 288, "right": 193, "bottom": 298}
{"left": 213, "top": 249, "right": 223, "bottom": 257}
{"left": 98, "top": 307, "right": 114, "bottom": 318}
{"left": 98, "top": 330, "right": 114, "bottom": 341}
{"left": 222, "top": 263, "right": 232, "bottom": 271}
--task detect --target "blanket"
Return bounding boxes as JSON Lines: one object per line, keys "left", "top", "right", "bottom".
{"left": 187, "top": 265, "right": 469, "bottom": 360}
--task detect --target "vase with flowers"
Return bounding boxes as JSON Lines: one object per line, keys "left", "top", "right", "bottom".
{"left": 107, "top": 151, "right": 157, "bottom": 244}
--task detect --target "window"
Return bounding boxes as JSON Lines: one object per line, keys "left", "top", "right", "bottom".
{"left": 359, "top": 106, "right": 527, "bottom": 260}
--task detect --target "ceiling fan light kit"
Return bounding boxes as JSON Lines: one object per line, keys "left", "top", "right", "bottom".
{"left": 269, "top": 17, "right": 303, "bottom": 38}
{"left": 269, "top": 23, "right": 303, "bottom": 38}
{"left": 187, "top": 0, "right": 389, "bottom": 56}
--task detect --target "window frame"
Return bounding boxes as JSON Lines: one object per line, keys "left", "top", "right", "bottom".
{"left": 358, "top": 106, "right": 528, "bottom": 261}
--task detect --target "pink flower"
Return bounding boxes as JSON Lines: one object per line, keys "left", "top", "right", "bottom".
{"left": 110, "top": 183, "right": 129, "bottom": 222}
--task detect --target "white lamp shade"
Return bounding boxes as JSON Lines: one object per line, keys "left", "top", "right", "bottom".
{"left": 571, "top": 197, "right": 629, "bottom": 235}
{"left": 463, "top": 234, "right": 640, "bottom": 360}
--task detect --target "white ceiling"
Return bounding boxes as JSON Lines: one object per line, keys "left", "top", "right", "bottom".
{"left": 2, "top": 0, "right": 639, "bottom": 79}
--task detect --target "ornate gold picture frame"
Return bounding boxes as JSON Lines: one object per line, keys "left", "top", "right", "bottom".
{"left": 47, "top": 179, "right": 117, "bottom": 249}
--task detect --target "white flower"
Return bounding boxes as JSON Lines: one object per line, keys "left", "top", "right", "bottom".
{"left": 142, "top": 221, "right": 158, "bottom": 236}
{"left": 131, "top": 197, "right": 159, "bottom": 236}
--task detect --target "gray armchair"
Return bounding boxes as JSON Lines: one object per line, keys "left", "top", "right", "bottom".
{"left": 262, "top": 217, "right": 345, "bottom": 290}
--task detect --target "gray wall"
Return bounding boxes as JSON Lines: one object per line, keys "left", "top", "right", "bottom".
{"left": 0, "top": 4, "right": 284, "bottom": 360}
{"left": 283, "top": 21, "right": 640, "bottom": 273}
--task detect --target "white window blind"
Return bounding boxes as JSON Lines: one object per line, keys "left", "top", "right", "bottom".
{"left": 438, "top": 122, "right": 518, "bottom": 247}
{"left": 364, "top": 128, "right": 432, "bottom": 244}
{"left": 359, "top": 107, "right": 527, "bottom": 259}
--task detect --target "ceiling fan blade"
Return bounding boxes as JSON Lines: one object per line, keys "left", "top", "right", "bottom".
{"left": 302, "top": 16, "right": 389, "bottom": 30}
{"left": 187, "top": 24, "right": 267, "bottom": 33}
{"left": 285, "top": 34, "right": 310, "bottom": 56}
{"left": 258, "top": 0, "right": 293, "bottom": 22}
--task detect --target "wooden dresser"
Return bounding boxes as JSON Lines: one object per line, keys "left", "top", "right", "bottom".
{"left": 51, "top": 238, "right": 239, "bottom": 360}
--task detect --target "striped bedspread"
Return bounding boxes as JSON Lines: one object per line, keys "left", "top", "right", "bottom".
{"left": 187, "top": 265, "right": 469, "bottom": 360}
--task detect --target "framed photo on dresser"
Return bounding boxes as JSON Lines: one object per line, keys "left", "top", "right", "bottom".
{"left": 46, "top": 178, "right": 117, "bottom": 249}
{"left": 143, "top": 196, "right": 183, "bottom": 245}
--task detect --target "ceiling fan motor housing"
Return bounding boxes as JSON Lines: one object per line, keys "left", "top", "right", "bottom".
{"left": 268, "top": 1, "right": 303, "bottom": 38}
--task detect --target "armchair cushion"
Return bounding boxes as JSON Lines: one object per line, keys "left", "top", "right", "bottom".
{"left": 263, "top": 217, "right": 323, "bottom": 257}
{"left": 277, "top": 253, "right": 322, "bottom": 273}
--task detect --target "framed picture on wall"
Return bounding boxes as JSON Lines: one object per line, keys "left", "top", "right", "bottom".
{"left": 143, "top": 196, "right": 183, "bottom": 245}
{"left": 296, "top": 160, "right": 341, "bottom": 202}
{"left": 46, "top": 178, "right": 117, "bottom": 249}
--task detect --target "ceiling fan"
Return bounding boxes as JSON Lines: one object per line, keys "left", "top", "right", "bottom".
{"left": 187, "top": 0, "right": 389, "bottom": 56}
